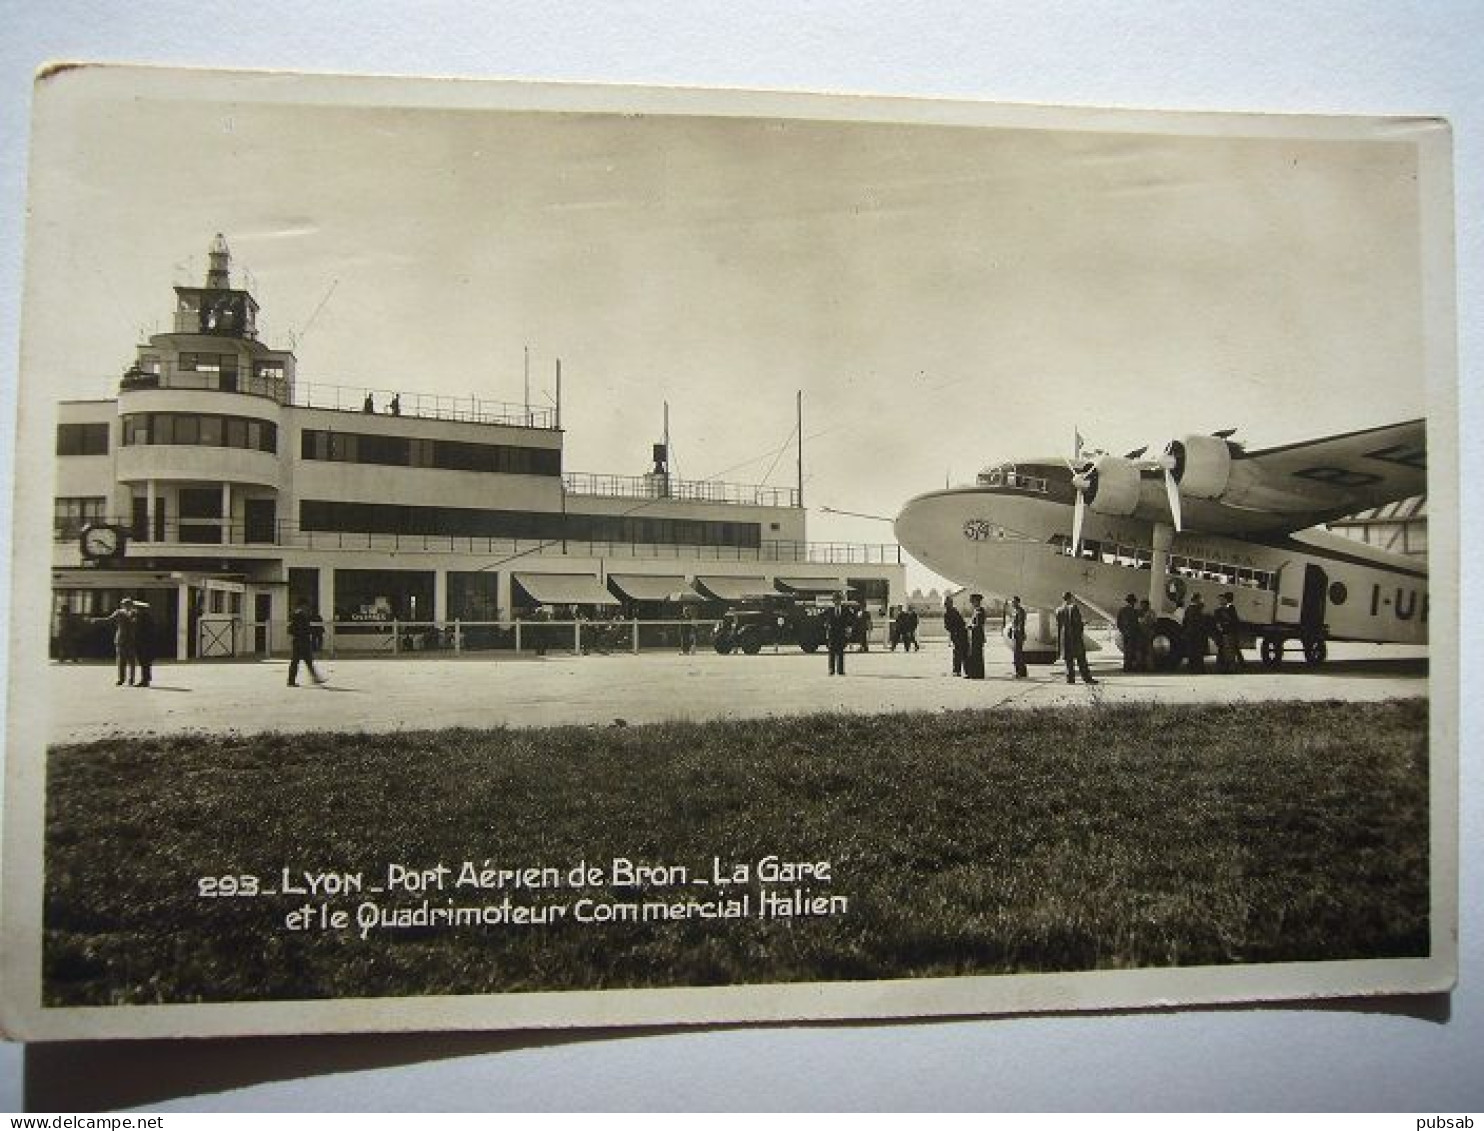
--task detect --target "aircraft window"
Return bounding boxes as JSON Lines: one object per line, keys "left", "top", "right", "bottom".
{"left": 977, "top": 466, "right": 1048, "bottom": 493}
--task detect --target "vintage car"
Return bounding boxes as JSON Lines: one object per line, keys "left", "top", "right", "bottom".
{"left": 713, "top": 596, "right": 865, "bottom": 655}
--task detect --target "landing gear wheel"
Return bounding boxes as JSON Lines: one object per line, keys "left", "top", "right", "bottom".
{"left": 739, "top": 630, "right": 764, "bottom": 656}
{"left": 1302, "top": 637, "right": 1327, "bottom": 666}
{"left": 1260, "top": 637, "right": 1284, "bottom": 668}
{"left": 1149, "top": 620, "right": 1183, "bottom": 672}
{"left": 714, "top": 637, "right": 734, "bottom": 655}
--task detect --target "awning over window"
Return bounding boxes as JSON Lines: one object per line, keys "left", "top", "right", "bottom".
{"left": 513, "top": 573, "right": 619, "bottom": 606}
{"left": 608, "top": 574, "right": 692, "bottom": 602}
{"left": 694, "top": 576, "right": 776, "bottom": 602}
{"left": 774, "top": 577, "right": 848, "bottom": 595}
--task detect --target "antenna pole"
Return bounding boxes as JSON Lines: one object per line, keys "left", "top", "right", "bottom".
{"left": 796, "top": 390, "right": 803, "bottom": 508}
{"left": 557, "top": 357, "right": 567, "bottom": 551}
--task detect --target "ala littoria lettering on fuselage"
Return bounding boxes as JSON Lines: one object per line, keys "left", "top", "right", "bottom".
{"left": 894, "top": 420, "right": 1427, "bottom": 670}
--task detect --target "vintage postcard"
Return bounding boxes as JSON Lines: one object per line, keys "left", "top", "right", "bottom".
{"left": 0, "top": 65, "right": 1457, "bottom": 1040}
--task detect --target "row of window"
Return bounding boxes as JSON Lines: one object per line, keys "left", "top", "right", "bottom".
{"left": 977, "top": 465, "right": 1050, "bottom": 493}
{"left": 300, "top": 429, "right": 561, "bottom": 476}
{"left": 1048, "top": 535, "right": 1276, "bottom": 591}
{"left": 300, "top": 500, "right": 761, "bottom": 548}
{"left": 122, "top": 413, "right": 279, "bottom": 453}
{"left": 54, "top": 496, "right": 107, "bottom": 539}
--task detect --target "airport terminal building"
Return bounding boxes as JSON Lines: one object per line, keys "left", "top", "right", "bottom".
{"left": 52, "top": 237, "right": 904, "bottom": 660}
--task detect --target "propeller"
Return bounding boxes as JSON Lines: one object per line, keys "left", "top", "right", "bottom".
{"left": 1064, "top": 455, "right": 1097, "bottom": 557}
{"left": 1155, "top": 444, "right": 1183, "bottom": 532}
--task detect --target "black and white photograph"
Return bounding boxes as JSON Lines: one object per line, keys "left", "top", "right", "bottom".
{"left": 0, "top": 64, "right": 1457, "bottom": 1046}
{"left": 0, "top": 7, "right": 1479, "bottom": 1108}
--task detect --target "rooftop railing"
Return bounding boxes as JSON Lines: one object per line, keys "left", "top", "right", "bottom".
{"left": 292, "top": 382, "right": 557, "bottom": 429}
{"left": 563, "top": 471, "right": 799, "bottom": 508}
{"left": 117, "top": 364, "right": 557, "bottom": 429}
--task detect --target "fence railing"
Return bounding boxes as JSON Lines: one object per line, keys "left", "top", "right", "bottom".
{"left": 563, "top": 471, "right": 799, "bottom": 508}
{"left": 225, "top": 617, "right": 906, "bottom": 658}
{"left": 58, "top": 519, "right": 903, "bottom": 566}
{"left": 116, "top": 365, "right": 557, "bottom": 429}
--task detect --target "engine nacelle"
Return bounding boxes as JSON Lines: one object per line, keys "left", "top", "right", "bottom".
{"left": 1166, "top": 434, "right": 1232, "bottom": 500}
{"left": 1084, "top": 454, "right": 1142, "bottom": 517}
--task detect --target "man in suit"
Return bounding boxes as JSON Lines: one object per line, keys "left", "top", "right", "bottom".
{"left": 1183, "top": 593, "right": 1210, "bottom": 674}
{"left": 943, "top": 594, "right": 969, "bottom": 676}
{"left": 95, "top": 599, "right": 138, "bottom": 686}
{"left": 821, "top": 592, "right": 856, "bottom": 676}
{"left": 964, "top": 593, "right": 987, "bottom": 679}
{"left": 1055, "top": 592, "right": 1097, "bottom": 685}
{"left": 1008, "top": 595, "right": 1029, "bottom": 678}
{"left": 1116, "top": 593, "right": 1142, "bottom": 674}
{"left": 132, "top": 598, "right": 157, "bottom": 687}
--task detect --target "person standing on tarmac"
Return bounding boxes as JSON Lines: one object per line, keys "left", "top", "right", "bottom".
{"left": 288, "top": 601, "right": 327, "bottom": 687}
{"left": 1116, "top": 594, "right": 1142, "bottom": 674}
{"left": 1055, "top": 592, "right": 1097, "bottom": 685}
{"left": 95, "top": 599, "right": 138, "bottom": 686}
{"left": 964, "top": 593, "right": 987, "bottom": 679}
{"left": 1213, "top": 592, "right": 1245, "bottom": 672}
{"left": 1137, "top": 599, "right": 1157, "bottom": 671}
{"left": 1183, "top": 593, "right": 1211, "bottom": 674}
{"left": 1008, "top": 595, "right": 1029, "bottom": 678}
{"left": 943, "top": 594, "right": 969, "bottom": 677}
{"left": 821, "top": 592, "right": 856, "bottom": 675}
{"left": 132, "top": 599, "right": 156, "bottom": 687}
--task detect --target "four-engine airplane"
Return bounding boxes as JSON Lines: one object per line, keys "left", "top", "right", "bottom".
{"left": 893, "top": 420, "right": 1428, "bottom": 668}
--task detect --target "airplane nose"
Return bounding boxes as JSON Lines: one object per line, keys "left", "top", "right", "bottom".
{"left": 894, "top": 490, "right": 965, "bottom": 572}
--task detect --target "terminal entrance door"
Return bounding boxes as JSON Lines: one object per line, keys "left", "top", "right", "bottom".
{"left": 253, "top": 593, "right": 272, "bottom": 654}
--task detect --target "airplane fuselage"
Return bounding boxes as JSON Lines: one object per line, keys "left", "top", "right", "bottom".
{"left": 895, "top": 467, "right": 1427, "bottom": 655}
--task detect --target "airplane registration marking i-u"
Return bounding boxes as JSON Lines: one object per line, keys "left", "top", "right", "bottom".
{"left": 894, "top": 420, "right": 1427, "bottom": 668}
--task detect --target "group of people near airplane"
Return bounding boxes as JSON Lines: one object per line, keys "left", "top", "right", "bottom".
{"left": 939, "top": 589, "right": 1247, "bottom": 685}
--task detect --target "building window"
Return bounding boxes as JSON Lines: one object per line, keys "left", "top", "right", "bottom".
{"left": 449, "top": 572, "right": 502, "bottom": 620}
{"left": 56, "top": 423, "right": 109, "bottom": 456}
{"left": 178, "top": 488, "right": 223, "bottom": 544}
{"left": 333, "top": 569, "right": 435, "bottom": 622}
{"left": 54, "top": 497, "right": 107, "bottom": 539}
{"left": 179, "top": 352, "right": 224, "bottom": 372}
{"left": 299, "top": 429, "right": 560, "bottom": 476}
{"left": 121, "top": 412, "right": 277, "bottom": 453}
{"left": 299, "top": 499, "right": 759, "bottom": 548}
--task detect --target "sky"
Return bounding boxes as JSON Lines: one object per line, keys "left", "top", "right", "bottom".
{"left": 21, "top": 68, "right": 1432, "bottom": 589}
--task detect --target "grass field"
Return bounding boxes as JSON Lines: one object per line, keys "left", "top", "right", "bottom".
{"left": 43, "top": 699, "right": 1429, "bottom": 1006}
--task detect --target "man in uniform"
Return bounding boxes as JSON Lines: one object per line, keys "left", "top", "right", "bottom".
{"left": 1213, "top": 592, "right": 1245, "bottom": 672}
{"left": 821, "top": 592, "right": 856, "bottom": 676}
{"left": 1007, "top": 595, "right": 1029, "bottom": 678}
{"left": 943, "top": 594, "right": 969, "bottom": 677}
{"left": 288, "top": 600, "right": 327, "bottom": 687}
{"left": 1055, "top": 592, "right": 1097, "bottom": 685}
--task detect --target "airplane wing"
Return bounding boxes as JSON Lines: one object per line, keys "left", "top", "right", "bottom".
{"left": 1234, "top": 419, "right": 1426, "bottom": 518}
